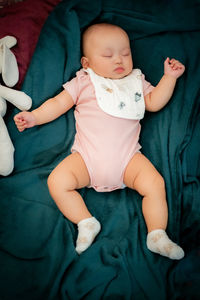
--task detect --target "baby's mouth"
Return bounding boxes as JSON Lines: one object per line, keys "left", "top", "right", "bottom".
{"left": 114, "top": 67, "right": 125, "bottom": 73}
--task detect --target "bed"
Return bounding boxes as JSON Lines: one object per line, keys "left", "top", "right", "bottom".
{"left": 0, "top": 0, "right": 200, "bottom": 299}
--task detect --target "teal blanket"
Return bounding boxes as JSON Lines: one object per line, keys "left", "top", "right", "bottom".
{"left": 1, "top": 0, "right": 200, "bottom": 299}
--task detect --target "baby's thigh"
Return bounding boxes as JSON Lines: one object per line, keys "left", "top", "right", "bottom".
{"left": 48, "top": 152, "right": 90, "bottom": 190}
{"left": 123, "top": 153, "right": 165, "bottom": 196}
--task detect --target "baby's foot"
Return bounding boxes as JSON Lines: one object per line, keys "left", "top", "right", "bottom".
{"left": 147, "top": 229, "right": 184, "bottom": 260}
{"left": 75, "top": 217, "right": 101, "bottom": 254}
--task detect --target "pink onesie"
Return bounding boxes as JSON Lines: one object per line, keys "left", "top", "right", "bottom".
{"left": 63, "top": 69, "right": 154, "bottom": 192}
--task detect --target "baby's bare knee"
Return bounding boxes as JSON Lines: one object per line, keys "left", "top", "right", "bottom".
{"left": 47, "top": 169, "right": 78, "bottom": 195}
{"left": 153, "top": 173, "right": 165, "bottom": 190}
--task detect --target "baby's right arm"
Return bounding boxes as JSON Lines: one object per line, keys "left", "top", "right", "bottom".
{"left": 14, "top": 90, "right": 74, "bottom": 132}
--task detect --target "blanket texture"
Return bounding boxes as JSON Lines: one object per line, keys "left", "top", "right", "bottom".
{"left": 0, "top": 0, "right": 200, "bottom": 299}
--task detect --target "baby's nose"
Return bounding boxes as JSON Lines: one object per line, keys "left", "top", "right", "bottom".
{"left": 114, "top": 55, "right": 122, "bottom": 63}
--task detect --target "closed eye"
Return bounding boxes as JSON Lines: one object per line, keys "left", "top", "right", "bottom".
{"left": 102, "top": 55, "right": 112, "bottom": 58}
{"left": 121, "top": 48, "right": 131, "bottom": 56}
{"left": 122, "top": 52, "right": 130, "bottom": 56}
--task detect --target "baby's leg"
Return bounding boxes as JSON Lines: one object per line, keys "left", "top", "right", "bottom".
{"left": 47, "top": 152, "right": 101, "bottom": 254}
{"left": 123, "top": 153, "right": 184, "bottom": 260}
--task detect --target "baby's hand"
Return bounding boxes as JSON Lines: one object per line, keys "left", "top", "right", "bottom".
{"left": 14, "top": 111, "right": 36, "bottom": 132}
{"left": 164, "top": 57, "right": 185, "bottom": 79}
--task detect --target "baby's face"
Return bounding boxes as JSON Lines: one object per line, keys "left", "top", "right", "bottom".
{"left": 82, "top": 26, "right": 133, "bottom": 79}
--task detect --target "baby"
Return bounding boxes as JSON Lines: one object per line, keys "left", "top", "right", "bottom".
{"left": 14, "top": 23, "right": 185, "bottom": 259}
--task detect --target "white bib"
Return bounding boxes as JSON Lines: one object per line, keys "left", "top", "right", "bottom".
{"left": 85, "top": 68, "right": 145, "bottom": 120}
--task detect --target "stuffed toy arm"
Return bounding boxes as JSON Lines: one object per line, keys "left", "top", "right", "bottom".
{"left": 0, "top": 84, "right": 32, "bottom": 111}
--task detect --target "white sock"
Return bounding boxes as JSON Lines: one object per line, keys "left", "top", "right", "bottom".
{"left": 75, "top": 217, "right": 101, "bottom": 255}
{"left": 147, "top": 229, "right": 185, "bottom": 260}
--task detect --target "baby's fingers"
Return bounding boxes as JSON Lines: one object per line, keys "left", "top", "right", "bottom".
{"left": 14, "top": 117, "right": 23, "bottom": 125}
{"left": 14, "top": 116, "right": 26, "bottom": 132}
{"left": 17, "top": 122, "right": 26, "bottom": 132}
{"left": 169, "top": 59, "right": 178, "bottom": 69}
{"left": 170, "top": 59, "right": 184, "bottom": 70}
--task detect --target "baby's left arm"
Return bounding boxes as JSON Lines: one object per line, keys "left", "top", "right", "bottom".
{"left": 144, "top": 58, "right": 185, "bottom": 112}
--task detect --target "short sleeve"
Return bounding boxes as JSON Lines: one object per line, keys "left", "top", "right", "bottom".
{"left": 141, "top": 74, "right": 154, "bottom": 96}
{"left": 63, "top": 76, "right": 79, "bottom": 104}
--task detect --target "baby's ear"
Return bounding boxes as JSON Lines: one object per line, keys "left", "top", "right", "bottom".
{"left": 81, "top": 56, "right": 89, "bottom": 69}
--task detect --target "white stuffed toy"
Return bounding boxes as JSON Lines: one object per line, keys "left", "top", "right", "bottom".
{"left": 0, "top": 36, "right": 32, "bottom": 176}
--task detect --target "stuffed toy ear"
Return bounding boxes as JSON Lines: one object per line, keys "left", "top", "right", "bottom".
{"left": 0, "top": 36, "right": 19, "bottom": 87}
{"left": 0, "top": 36, "right": 17, "bottom": 49}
